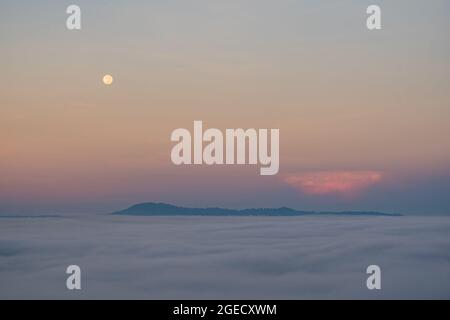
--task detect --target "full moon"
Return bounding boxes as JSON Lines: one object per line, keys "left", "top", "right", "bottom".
{"left": 102, "top": 74, "right": 114, "bottom": 85}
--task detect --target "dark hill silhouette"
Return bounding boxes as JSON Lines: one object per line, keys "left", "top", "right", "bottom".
{"left": 112, "top": 202, "right": 402, "bottom": 217}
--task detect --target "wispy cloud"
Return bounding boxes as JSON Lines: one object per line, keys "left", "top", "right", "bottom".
{"left": 283, "top": 171, "right": 383, "bottom": 196}
{"left": 1, "top": 215, "right": 450, "bottom": 299}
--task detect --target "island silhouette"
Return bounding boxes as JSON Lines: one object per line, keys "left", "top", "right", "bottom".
{"left": 112, "top": 202, "right": 402, "bottom": 217}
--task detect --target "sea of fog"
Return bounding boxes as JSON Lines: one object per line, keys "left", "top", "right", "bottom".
{"left": 1, "top": 214, "right": 450, "bottom": 299}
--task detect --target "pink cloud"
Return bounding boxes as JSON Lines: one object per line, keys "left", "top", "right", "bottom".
{"left": 283, "top": 171, "right": 383, "bottom": 196}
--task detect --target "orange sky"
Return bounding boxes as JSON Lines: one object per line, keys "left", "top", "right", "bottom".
{"left": 1, "top": 0, "right": 450, "bottom": 214}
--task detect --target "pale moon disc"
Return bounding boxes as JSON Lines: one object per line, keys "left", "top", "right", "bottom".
{"left": 102, "top": 74, "right": 114, "bottom": 85}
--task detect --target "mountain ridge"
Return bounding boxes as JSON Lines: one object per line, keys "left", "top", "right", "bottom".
{"left": 112, "top": 202, "right": 402, "bottom": 217}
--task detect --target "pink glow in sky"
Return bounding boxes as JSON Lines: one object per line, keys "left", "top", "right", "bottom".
{"left": 283, "top": 171, "right": 383, "bottom": 196}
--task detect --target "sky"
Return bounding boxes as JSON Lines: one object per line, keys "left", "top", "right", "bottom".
{"left": 1, "top": 0, "right": 450, "bottom": 214}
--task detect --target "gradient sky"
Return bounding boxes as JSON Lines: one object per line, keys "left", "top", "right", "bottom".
{"left": 1, "top": 0, "right": 450, "bottom": 214}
